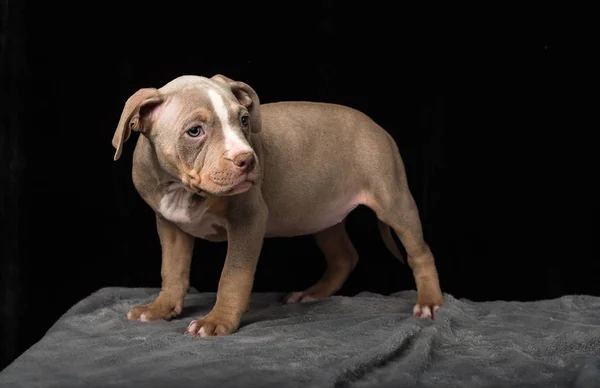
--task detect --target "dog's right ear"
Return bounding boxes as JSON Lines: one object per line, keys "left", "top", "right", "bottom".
{"left": 112, "top": 88, "right": 164, "bottom": 161}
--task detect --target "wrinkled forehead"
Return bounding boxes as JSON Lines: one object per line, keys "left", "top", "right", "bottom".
{"left": 160, "top": 75, "right": 226, "bottom": 93}
{"left": 158, "top": 76, "right": 239, "bottom": 123}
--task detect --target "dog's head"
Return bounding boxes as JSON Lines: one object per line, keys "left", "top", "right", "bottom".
{"left": 112, "top": 74, "right": 262, "bottom": 196}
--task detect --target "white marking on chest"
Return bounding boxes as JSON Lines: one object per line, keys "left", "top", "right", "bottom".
{"left": 208, "top": 88, "right": 252, "bottom": 154}
{"left": 158, "top": 183, "right": 223, "bottom": 238}
{"left": 159, "top": 183, "right": 194, "bottom": 223}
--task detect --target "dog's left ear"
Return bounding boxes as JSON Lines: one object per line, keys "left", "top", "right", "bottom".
{"left": 211, "top": 74, "right": 262, "bottom": 133}
{"left": 112, "top": 88, "right": 164, "bottom": 161}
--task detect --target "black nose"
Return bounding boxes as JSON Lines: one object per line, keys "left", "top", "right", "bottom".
{"left": 232, "top": 152, "right": 255, "bottom": 172}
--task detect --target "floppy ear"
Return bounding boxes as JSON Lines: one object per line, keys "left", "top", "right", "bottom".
{"left": 112, "top": 88, "right": 164, "bottom": 161}
{"left": 211, "top": 74, "right": 262, "bottom": 133}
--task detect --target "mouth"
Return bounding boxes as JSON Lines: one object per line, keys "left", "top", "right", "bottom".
{"left": 246, "top": 172, "right": 259, "bottom": 184}
{"left": 224, "top": 172, "right": 259, "bottom": 195}
{"left": 188, "top": 171, "right": 259, "bottom": 197}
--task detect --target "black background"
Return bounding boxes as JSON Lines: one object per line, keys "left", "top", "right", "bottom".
{"left": 1, "top": 1, "right": 596, "bottom": 371}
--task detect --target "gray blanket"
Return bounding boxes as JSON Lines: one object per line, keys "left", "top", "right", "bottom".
{"left": 1, "top": 287, "right": 599, "bottom": 388}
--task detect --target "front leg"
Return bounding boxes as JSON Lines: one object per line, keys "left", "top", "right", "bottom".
{"left": 186, "top": 193, "right": 267, "bottom": 337}
{"left": 127, "top": 214, "right": 195, "bottom": 321}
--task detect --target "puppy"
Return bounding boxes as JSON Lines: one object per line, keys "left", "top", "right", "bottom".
{"left": 112, "top": 74, "right": 444, "bottom": 337}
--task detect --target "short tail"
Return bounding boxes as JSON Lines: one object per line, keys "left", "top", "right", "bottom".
{"left": 378, "top": 221, "right": 405, "bottom": 264}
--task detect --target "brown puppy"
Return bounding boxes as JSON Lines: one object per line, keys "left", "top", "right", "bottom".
{"left": 112, "top": 74, "right": 444, "bottom": 337}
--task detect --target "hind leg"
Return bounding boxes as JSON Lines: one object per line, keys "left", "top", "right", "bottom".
{"left": 368, "top": 190, "right": 444, "bottom": 319}
{"left": 285, "top": 221, "right": 359, "bottom": 303}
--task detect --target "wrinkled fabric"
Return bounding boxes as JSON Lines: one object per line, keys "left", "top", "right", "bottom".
{"left": 1, "top": 287, "right": 599, "bottom": 388}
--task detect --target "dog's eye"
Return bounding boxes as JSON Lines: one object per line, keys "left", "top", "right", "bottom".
{"left": 241, "top": 115, "right": 249, "bottom": 127}
{"left": 186, "top": 126, "right": 204, "bottom": 138}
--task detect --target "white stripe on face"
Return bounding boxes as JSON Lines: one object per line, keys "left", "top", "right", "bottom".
{"left": 207, "top": 88, "right": 252, "bottom": 154}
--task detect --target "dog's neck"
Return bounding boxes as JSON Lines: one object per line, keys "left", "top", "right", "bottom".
{"left": 158, "top": 181, "right": 217, "bottom": 223}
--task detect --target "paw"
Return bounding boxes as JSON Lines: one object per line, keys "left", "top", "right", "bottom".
{"left": 284, "top": 291, "right": 322, "bottom": 304}
{"left": 185, "top": 312, "right": 238, "bottom": 337}
{"left": 413, "top": 281, "right": 444, "bottom": 319}
{"left": 127, "top": 301, "right": 181, "bottom": 322}
{"left": 413, "top": 303, "right": 441, "bottom": 319}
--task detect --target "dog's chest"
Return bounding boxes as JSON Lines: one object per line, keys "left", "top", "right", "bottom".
{"left": 158, "top": 184, "right": 227, "bottom": 241}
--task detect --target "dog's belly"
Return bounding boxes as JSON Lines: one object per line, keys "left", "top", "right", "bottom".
{"left": 158, "top": 184, "right": 365, "bottom": 240}
{"left": 264, "top": 192, "right": 365, "bottom": 237}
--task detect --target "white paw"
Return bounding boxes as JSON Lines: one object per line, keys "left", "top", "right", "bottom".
{"left": 413, "top": 304, "right": 441, "bottom": 319}
{"left": 185, "top": 317, "right": 235, "bottom": 337}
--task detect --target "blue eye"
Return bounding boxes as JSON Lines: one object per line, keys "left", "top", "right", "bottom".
{"left": 187, "top": 126, "right": 204, "bottom": 137}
